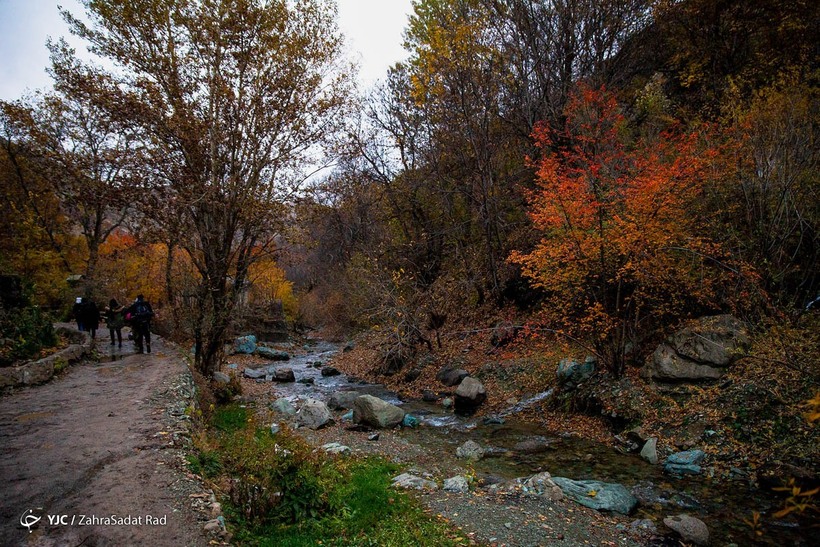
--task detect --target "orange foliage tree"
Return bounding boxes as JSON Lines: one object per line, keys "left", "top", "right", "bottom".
{"left": 511, "top": 86, "right": 757, "bottom": 376}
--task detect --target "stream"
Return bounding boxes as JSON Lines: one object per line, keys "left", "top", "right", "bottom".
{"left": 247, "top": 339, "right": 808, "bottom": 546}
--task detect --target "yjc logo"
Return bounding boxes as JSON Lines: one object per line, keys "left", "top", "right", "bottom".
{"left": 20, "top": 509, "right": 42, "bottom": 533}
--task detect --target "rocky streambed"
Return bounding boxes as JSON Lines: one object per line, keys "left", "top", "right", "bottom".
{"left": 226, "top": 336, "right": 810, "bottom": 546}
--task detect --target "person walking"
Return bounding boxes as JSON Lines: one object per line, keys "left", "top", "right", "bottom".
{"left": 105, "top": 298, "right": 125, "bottom": 347}
{"left": 80, "top": 298, "right": 101, "bottom": 340}
{"left": 128, "top": 294, "right": 154, "bottom": 354}
{"left": 72, "top": 297, "right": 85, "bottom": 331}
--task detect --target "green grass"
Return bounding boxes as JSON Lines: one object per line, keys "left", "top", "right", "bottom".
{"left": 201, "top": 403, "right": 458, "bottom": 546}
{"left": 212, "top": 403, "right": 250, "bottom": 433}
{"left": 228, "top": 458, "right": 457, "bottom": 547}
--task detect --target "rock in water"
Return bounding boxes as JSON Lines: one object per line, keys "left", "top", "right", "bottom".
{"left": 663, "top": 514, "right": 709, "bottom": 545}
{"left": 551, "top": 478, "right": 638, "bottom": 515}
{"left": 353, "top": 394, "right": 405, "bottom": 428}
{"left": 641, "top": 437, "right": 659, "bottom": 464}
{"left": 272, "top": 367, "right": 295, "bottom": 382}
{"left": 664, "top": 450, "right": 706, "bottom": 476}
{"left": 321, "top": 366, "right": 341, "bottom": 377}
{"left": 256, "top": 346, "right": 290, "bottom": 361}
{"left": 454, "top": 377, "right": 487, "bottom": 413}
{"left": 295, "top": 398, "right": 332, "bottom": 430}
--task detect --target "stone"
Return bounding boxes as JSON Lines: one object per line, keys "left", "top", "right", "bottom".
{"left": 456, "top": 440, "right": 485, "bottom": 461}
{"left": 436, "top": 367, "right": 469, "bottom": 387}
{"left": 641, "top": 437, "right": 659, "bottom": 464}
{"left": 227, "top": 363, "right": 238, "bottom": 369}
{"left": 242, "top": 367, "right": 267, "bottom": 379}
{"left": 328, "top": 391, "right": 360, "bottom": 410}
{"left": 630, "top": 519, "right": 657, "bottom": 534}
{"left": 442, "top": 397, "right": 454, "bottom": 410}
{"left": 271, "top": 398, "right": 297, "bottom": 416}
{"left": 402, "top": 414, "right": 420, "bottom": 428}
{"left": 322, "top": 442, "right": 351, "bottom": 455}
{"left": 270, "top": 423, "right": 281, "bottom": 435}
{"left": 454, "top": 377, "right": 487, "bottom": 413}
{"left": 295, "top": 398, "right": 332, "bottom": 430}
{"left": 256, "top": 346, "right": 290, "bottom": 361}
{"left": 521, "top": 472, "right": 564, "bottom": 501}
{"left": 665, "top": 450, "right": 706, "bottom": 476}
{"left": 663, "top": 514, "right": 710, "bottom": 545}
{"left": 297, "top": 378, "right": 315, "bottom": 385}
{"left": 483, "top": 416, "right": 505, "bottom": 425}
{"left": 233, "top": 335, "right": 257, "bottom": 354}
{"left": 391, "top": 473, "right": 438, "bottom": 491}
{"left": 556, "top": 356, "right": 596, "bottom": 387}
{"left": 422, "top": 390, "right": 438, "bottom": 402}
{"left": 444, "top": 475, "right": 470, "bottom": 493}
{"left": 404, "top": 367, "right": 422, "bottom": 382}
{"left": 643, "top": 315, "right": 749, "bottom": 382}
{"left": 203, "top": 519, "right": 222, "bottom": 533}
{"left": 368, "top": 433, "right": 380, "bottom": 441}
{"left": 341, "top": 410, "right": 354, "bottom": 422}
{"left": 271, "top": 367, "right": 295, "bottom": 382}
{"left": 552, "top": 478, "right": 638, "bottom": 515}
{"left": 321, "top": 366, "right": 341, "bottom": 377}
{"left": 353, "top": 395, "right": 405, "bottom": 429}
{"left": 513, "top": 436, "right": 554, "bottom": 454}
{"left": 343, "top": 341, "right": 355, "bottom": 352}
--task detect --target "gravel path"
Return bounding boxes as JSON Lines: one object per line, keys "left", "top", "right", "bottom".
{"left": 0, "top": 332, "right": 208, "bottom": 546}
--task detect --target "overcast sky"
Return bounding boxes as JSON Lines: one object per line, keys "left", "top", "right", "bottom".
{"left": 0, "top": 0, "right": 414, "bottom": 101}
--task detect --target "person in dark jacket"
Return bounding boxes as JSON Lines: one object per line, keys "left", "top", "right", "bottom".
{"left": 127, "top": 294, "right": 154, "bottom": 354}
{"left": 105, "top": 298, "right": 125, "bottom": 347}
{"left": 72, "top": 297, "right": 85, "bottom": 331}
{"left": 80, "top": 298, "right": 100, "bottom": 340}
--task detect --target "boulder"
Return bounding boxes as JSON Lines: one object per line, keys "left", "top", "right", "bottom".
{"left": 521, "top": 472, "right": 564, "bottom": 501}
{"left": 234, "top": 335, "right": 257, "bottom": 354}
{"left": 556, "top": 356, "right": 596, "bottom": 387}
{"left": 213, "top": 372, "right": 231, "bottom": 385}
{"left": 443, "top": 475, "right": 470, "bottom": 493}
{"left": 456, "top": 440, "right": 485, "bottom": 461}
{"left": 643, "top": 315, "right": 749, "bottom": 382}
{"left": 271, "top": 367, "right": 295, "bottom": 382}
{"left": 436, "top": 367, "right": 469, "bottom": 387}
{"left": 321, "top": 366, "right": 341, "bottom": 377}
{"left": 552, "top": 478, "right": 638, "bottom": 515}
{"left": 295, "top": 398, "right": 332, "bottom": 430}
{"left": 665, "top": 450, "right": 706, "bottom": 476}
{"left": 327, "top": 390, "right": 360, "bottom": 410}
{"left": 256, "top": 346, "right": 290, "bottom": 361}
{"left": 454, "top": 377, "right": 487, "bottom": 413}
{"left": 242, "top": 367, "right": 267, "bottom": 379}
{"left": 271, "top": 398, "right": 297, "bottom": 416}
{"left": 322, "top": 442, "right": 351, "bottom": 456}
{"left": 353, "top": 395, "right": 405, "bottom": 429}
{"left": 402, "top": 414, "right": 420, "bottom": 428}
{"left": 391, "top": 473, "right": 438, "bottom": 491}
{"left": 422, "top": 390, "right": 438, "bottom": 402}
{"left": 641, "top": 437, "right": 659, "bottom": 464}
{"left": 663, "top": 514, "right": 710, "bottom": 545}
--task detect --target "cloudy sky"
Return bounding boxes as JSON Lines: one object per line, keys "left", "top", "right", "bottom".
{"left": 0, "top": 0, "right": 414, "bottom": 101}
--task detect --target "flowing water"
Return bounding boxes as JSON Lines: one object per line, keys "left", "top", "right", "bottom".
{"left": 259, "top": 339, "right": 809, "bottom": 546}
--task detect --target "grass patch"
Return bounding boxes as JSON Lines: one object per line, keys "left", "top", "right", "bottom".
{"left": 196, "top": 402, "right": 459, "bottom": 546}
{"left": 212, "top": 403, "right": 250, "bottom": 433}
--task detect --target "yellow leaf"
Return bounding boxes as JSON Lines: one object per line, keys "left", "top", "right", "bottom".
{"left": 587, "top": 490, "right": 597, "bottom": 497}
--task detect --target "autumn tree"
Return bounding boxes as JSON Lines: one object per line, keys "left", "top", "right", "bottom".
{"left": 511, "top": 86, "right": 756, "bottom": 376}
{"left": 54, "top": 0, "right": 353, "bottom": 375}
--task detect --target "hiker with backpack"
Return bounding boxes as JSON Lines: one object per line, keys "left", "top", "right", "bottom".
{"left": 127, "top": 294, "right": 154, "bottom": 354}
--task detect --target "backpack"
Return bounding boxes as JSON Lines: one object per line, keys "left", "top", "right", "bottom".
{"left": 133, "top": 300, "right": 153, "bottom": 320}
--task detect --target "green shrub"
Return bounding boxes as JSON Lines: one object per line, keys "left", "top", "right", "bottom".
{"left": 186, "top": 449, "right": 223, "bottom": 478}
{"left": 0, "top": 306, "right": 57, "bottom": 366}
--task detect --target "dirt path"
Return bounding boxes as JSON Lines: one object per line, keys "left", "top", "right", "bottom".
{"left": 0, "top": 330, "right": 207, "bottom": 547}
